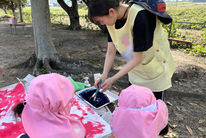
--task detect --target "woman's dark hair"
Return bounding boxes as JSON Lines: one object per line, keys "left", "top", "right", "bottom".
{"left": 88, "top": 0, "right": 120, "bottom": 23}
{"left": 159, "top": 124, "right": 169, "bottom": 136}
{"left": 13, "top": 102, "right": 26, "bottom": 117}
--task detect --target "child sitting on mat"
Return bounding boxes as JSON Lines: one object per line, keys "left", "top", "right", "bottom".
{"left": 110, "top": 85, "right": 168, "bottom": 138}
{"left": 13, "top": 73, "right": 86, "bottom": 138}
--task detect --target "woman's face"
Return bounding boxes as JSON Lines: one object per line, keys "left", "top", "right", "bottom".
{"left": 93, "top": 8, "right": 117, "bottom": 26}
{"left": 93, "top": 16, "right": 115, "bottom": 26}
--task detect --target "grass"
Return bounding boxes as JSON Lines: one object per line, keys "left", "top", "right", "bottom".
{"left": 166, "top": 2, "right": 206, "bottom": 23}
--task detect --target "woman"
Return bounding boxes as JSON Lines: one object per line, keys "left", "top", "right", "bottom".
{"left": 88, "top": 0, "right": 175, "bottom": 100}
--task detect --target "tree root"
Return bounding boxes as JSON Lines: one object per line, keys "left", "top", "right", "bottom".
{"left": 66, "top": 25, "right": 81, "bottom": 30}
{"left": 28, "top": 55, "right": 86, "bottom": 76}
{"left": 33, "top": 58, "right": 56, "bottom": 76}
{"left": 33, "top": 59, "right": 41, "bottom": 76}
{"left": 15, "top": 53, "right": 100, "bottom": 78}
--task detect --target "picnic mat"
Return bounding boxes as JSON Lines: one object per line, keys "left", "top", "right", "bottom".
{"left": 0, "top": 83, "right": 111, "bottom": 138}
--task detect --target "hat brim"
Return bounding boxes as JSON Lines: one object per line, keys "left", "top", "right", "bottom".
{"left": 22, "top": 104, "right": 74, "bottom": 138}
{"left": 131, "top": 2, "right": 173, "bottom": 24}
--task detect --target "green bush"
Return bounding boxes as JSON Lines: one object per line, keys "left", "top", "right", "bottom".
{"left": 189, "top": 45, "right": 206, "bottom": 57}
{"left": 189, "top": 31, "right": 206, "bottom": 57}
{"left": 163, "top": 23, "right": 178, "bottom": 38}
{"left": 162, "top": 22, "right": 206, "bottom": 57}
{"left": 0, "top": 13, "right": 12, "bottom": 18}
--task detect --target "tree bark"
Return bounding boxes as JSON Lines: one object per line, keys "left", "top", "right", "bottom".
{"left": 9, "top": 1, "right": 16, "bottom": 17}
{"left": 57, "top": 0, "right": 81, "bottom": 30}
{"left": 13, "top": 0, "right": 89, "bottom": 76}
{"left": 82, "top": 0, "right": 92, "bottom": 5}
{"left": 18, "top": 0, "right": 23, "bottom": 22}
{"left": 30, "top": 0, "right": 58, "bottom": 75}
{"left": 3, "top": 9, "right": 7, "bottom": 14}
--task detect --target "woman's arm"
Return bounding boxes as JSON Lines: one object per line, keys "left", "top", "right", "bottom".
{"left": 102, "top": 42, "right": 117, "bottom": 79}
{"left": 94, "top": 42, "right": 116, "bottom": 88}
{"left": 101, "top": 52, "right": 144, "bottom": 92}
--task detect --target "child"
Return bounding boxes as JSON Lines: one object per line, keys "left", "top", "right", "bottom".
{"left": 0, "top": 67, "right": 4, "bottom": 77}
{"left": 110, "top": 85, "right": 168, "bottom": 138}
{"left": 13, "top": 73, "right": 86, "bottom": 138}
{"left": 89, "top": 0, "right": 175, "bottom": 100}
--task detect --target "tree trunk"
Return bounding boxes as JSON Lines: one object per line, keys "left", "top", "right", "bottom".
{"left": 12, "top": 9, "right": 15, "bottom": 17}
{"left": 1, "top": 5, "right": 8, "bottom": 14}
{"left": 57, "top": 0, "right": 81, "bottom": 30}
{"left": 30, "top": 0, "right": 58, "bottom": 75}
{"left": 18, "top": 0, "right": 23, "bottom": 22}
{"left": 3, "top": 9, "right": 7, "bottom": 14}
{"left": 10, "top": 1, "right": 16, "bottom": 17}
{"left": 82, "top": 0, "right": 92, "bottom": 5}
{"left": 17, "top": 0, "right": 94, "bottom": 76}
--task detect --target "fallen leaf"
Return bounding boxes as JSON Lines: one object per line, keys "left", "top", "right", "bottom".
{"left": 198, "top": 127, "right": 206, "bottom": 132}
{"left": 176, "top": 106, "right": 180, "bottom": 111}
{"left": 169, "top": 122, "right": 177, "bottom": 129}
{"left": 167, "top": 101, "right": 173, "bottom": 106}
{"left": 193, "top": 81, "right": 198, "bottom": 84}
{"left": 168, "top": 108, "right": 173, "bottom": 113}
{"left": 189, "top": 102, "right": 198, "bottom": 106}
{"left": 200, "top": 104, "right": 206, "bottom": 108}
{"left": 164, "top": 132, "right": 178, "bottom": 138}
{"left": 186, "top": 125, "right": 193, "bottom": 135}
{"left": 192, "top": 84, "right": 196, "bottom": 87}
{"left": 181, "top": 107, "right": 187, "bottom": 112}
{"left": 199, "top": 119, "right": 205, "bottom": 124}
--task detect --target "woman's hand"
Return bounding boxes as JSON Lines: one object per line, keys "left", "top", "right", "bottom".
{"left": 101, "top": 52, "right": 144, "bottom": 92}
{"left": 94, "top": 73, "right": 107, "bottom": 88}
{"left": 101, "top": 77, "right": 115, "bottom": 92}
{"left": 94, "top": 78, "right": 101, "bottom": 88}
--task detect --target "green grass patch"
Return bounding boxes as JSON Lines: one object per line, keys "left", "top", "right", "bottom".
{"left": 166, "top": 2, "right": 206, "bottom": 30}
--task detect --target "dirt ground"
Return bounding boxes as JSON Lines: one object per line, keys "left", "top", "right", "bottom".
{"left": 0, "top": 22, "right": 206, "bottom": 138}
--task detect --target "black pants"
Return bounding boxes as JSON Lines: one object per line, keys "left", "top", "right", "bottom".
{"left": 153, "top": 91, "right": 165, "bottom": 101}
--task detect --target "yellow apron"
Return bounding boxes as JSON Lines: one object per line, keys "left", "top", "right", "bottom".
{"left": 107, "top": 4, "right": 175, "bottom": 92}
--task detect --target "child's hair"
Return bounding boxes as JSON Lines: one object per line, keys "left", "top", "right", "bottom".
{"left": 88, "top": 0, "right": 120, "bottom": 23}
{"left": 13, "top": 102, "right": 25, "bottom": 117}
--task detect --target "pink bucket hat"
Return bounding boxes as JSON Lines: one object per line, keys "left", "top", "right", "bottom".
{"left": 22, "top": 73, "right": 85, "bottom": 138}
{"left": 111, "top": 85, "right": 168, "bottom": 138}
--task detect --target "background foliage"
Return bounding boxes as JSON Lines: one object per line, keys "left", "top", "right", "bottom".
{"left": 0, "top": 2, "right": 205, "bottom": 57}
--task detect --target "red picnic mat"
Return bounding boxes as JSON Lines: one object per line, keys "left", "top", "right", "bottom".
{"left": 0, "top": 83, "right": 26, "bottom": 138}
{"left": 0, "top": 83, "right": 111, "bottom": 138}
